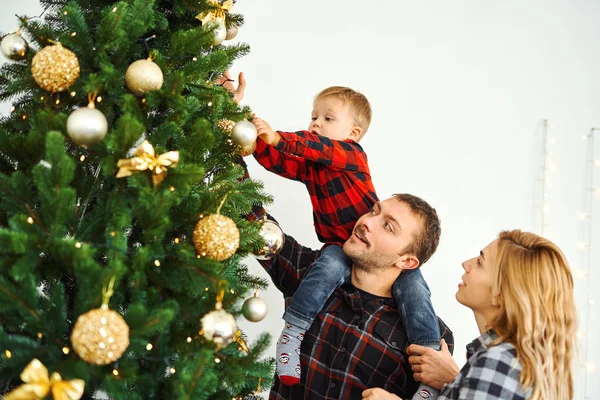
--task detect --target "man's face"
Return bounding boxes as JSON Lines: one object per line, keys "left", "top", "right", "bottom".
{"left": 343, "top": 198, "right": 422, "bottom": 272}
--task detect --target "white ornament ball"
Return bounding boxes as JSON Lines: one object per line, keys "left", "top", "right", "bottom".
{"left": 205, "top": 20, "right": 227, "bottom": 46}
{"left": 231, "top": 120, "right": 257, "bottom": 147}
{"left": 242, "top": 294, "right": 268, "bottom": 322}
{"left": 225, "top": 25, "right": 238, "bottom": 41}
{"left": 201, "top": 309, "right": 237, "bottom": 347}
{"left": 67, "top": 106, "right": 108, "bottom": 147}
{"left": 125, "top": 59, "right": 164, "bottom": 96}
{"left": 1, "top": 33, "right": 28, "bottom": 60}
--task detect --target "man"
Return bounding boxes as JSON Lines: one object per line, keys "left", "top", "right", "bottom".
{"left": 248, "top": 194, "right": 453, "bottom": 399}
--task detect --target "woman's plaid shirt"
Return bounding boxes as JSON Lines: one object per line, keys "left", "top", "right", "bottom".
{"left": 439, "top": 330, "right": 531, "bottom": 400}
{"left": 248, "top": 207, "right": 455, "bottom": 400}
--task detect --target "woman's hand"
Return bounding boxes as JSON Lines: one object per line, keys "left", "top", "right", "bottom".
{"left": 362, "top": 388, "right": 403, "bottom": 399}
{"left": 406, "top": 338, "right": 459, "bottom": 390}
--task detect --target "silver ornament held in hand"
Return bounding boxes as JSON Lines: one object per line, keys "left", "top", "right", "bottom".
{"left": 242, "top": 291, "right": 268, "bottom": 322}
{"left": 67, "top": 104, "right": 108, "bottom": 147}
{"left": 231, "top": 120, "right": 257, "bottom": 147}
{"left": 1, "top": 33, "right": 28, "bottom": 60}
{"left": 201, "top": 309, "right": 237, "bottom": 347}
{"left": 253, "top": 220, "right": 284, "bottom": 260}
{"left": 205, "top": 20, "right": 227, "bottom": 46}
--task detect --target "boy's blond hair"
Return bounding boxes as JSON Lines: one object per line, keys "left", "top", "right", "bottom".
{"left": 315, "top": 86, "right": 372, "bottom": 139}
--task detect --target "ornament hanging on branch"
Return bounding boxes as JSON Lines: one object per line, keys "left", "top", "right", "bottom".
{"left": 242, "top": 287, "right": 268, "bottom": 322}
{"left": 67, "top": 94, "right": 108, "bottom": 147}
{"left": 125, "top": 58, "right": 163, "bottom": 96}
{"left": 193, "top": 213, "right": 240, "bottom": 261}
{"left": 225, "top": 24, "right": 238, "bottom": 41}
{"left": 31, "top": 43, "right": 80, "bottom": 93}
{"left": 70, "top": 278, "right": 130, "bottom": 366}
{"left": 196, "top": 0, "right": 233, "bottom": 46}
{"left": 201, "top": 288, "right": 237, "bottom": 347}
{"left": 217, "top": 119, "right": 235, "bottom": 133}
{"left": 116, "top": 140, "right": 179, "bottom": 187}
{"left": 3, "top": 358, "right": 85, "bottom": 400}
{"left": 253, "top": 219, "right": 284, "bottom": 260}
{"left": 1, "top": 32, "right": 28, "bottom": 61}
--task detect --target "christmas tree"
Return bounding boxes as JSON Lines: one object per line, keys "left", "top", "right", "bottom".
{"left": 0, "top": 0, "right": 275, "bottom": 398}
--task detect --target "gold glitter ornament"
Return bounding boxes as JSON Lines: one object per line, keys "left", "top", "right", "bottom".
{"left": 31, "top": 44, "right": 80, "bottom": 93}
{"left": 70, "top": 278, "right": 129, "bottom": 365}
{"left": 125, "top": 58, "right": 163, "bottom": 96}
{"left": 217, "top": 119, "right": 235, "bottom": 133}
{"left": 193, "top": 214, "right": 240, "bottom": 261}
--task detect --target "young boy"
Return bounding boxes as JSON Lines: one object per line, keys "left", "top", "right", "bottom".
{"left": 250, "top": 86, "right": 441, "bottom": 399}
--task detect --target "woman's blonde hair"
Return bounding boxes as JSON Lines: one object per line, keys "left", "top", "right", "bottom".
{"left": 492, "top": 230, "right": 576, "bottom": 400}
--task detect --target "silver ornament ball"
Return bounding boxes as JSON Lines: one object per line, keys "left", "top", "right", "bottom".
{"left": 201, "top": 309, "right": 237, "bottom": 347}
{"left": 205, "top": 20, "right": 227, "bottom": 46}
{"left": 67, "top": 106, "right": 108, "bottom": 147}
{"left": 242, "top": 294, "right": 268, "bottom": 322}
{"left": 253, "top": 220, "right": 285, "bottom": 260}
{"left": 231, "top": 120, "right": 257, "bottom": 147}
{"left": 1, "top": 33, "right": 28, "bottom": 60}
{"left": 225, "top": 25, "right": 238, "bottom": 40}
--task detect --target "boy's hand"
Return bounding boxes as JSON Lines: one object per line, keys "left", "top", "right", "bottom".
{"left": 217, "top": 70, "right": 246, "bottom": 104}
{"left": 252, "top": 116, "right": 280, "bottom": 146}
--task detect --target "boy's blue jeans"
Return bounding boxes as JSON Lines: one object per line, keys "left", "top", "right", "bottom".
{"left": 283, "top": 244, "right": 441, "bottom": 349}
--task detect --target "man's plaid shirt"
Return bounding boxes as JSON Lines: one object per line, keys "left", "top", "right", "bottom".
{"left": 253, "top": 131, "right": 378, "bottom": 244}
{"left": 439, "top": 330, "right": 531, "bottom": 399}
{"left": 247, "top": 207, "right": 454, "bottom": 400}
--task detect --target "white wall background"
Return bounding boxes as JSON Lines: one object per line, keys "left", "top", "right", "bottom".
{"left": 2, "top": 1, "right": 599, "bottom": 398}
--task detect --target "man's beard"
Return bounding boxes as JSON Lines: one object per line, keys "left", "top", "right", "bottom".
{"left": 343, "top": 241, "right": 399, "bottom": 274}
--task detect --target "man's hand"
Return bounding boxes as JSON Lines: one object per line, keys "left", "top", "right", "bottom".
{"left": 217, "top": 70, "right": 246, "bottom": 104}
{"left": 406, "top": 339, "right": 459, "bottom": 390}
{"left": 362, "top": 388, "right": 402, "bottom": 400}
{"left": 252, "top": 116, "right": 280, "bottom": 146}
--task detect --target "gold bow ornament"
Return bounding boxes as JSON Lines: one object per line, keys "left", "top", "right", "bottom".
{"left": 195, "top": 0, "right": 233, "bottom": 25}
{"left": 4, "top": 358, "right": 85, "bottom": 400}
{"left": 116, "top": 140, "right": 179, "bottom": 187}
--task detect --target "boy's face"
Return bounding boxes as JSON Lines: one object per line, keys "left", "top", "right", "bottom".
{"left": 308, "top": 98, "right": 362, "bottom": 141}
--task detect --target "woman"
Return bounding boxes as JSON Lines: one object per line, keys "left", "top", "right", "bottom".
{"left": 363, "top": 230, "right": 576, "bottom": 400}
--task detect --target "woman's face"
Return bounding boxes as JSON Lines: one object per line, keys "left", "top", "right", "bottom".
{"left": 456, "top": 239, "right": 498, "bottom": 314}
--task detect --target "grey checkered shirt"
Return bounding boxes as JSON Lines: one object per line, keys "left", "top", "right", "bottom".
{"left": 438, "top": 330, "right": 532, "bottom": 399}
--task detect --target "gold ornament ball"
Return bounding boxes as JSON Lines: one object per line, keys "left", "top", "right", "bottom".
{"left": 242, "top": 294, "right": 268, "bottom": 322}
{"left": 31, "top": 44, "right": 80, "bottom": 93}
{"left": 125, "top": 59, "right": 164, "bottom": 96}
{"left": 253, "top": 220, "right": 285, "bottom": 260}
{"left": 217, "top": 119, "right": 235, "bottom": 133}
{"left": 71, "top": 306, "right": 130, "bottom": 365}
{"left": 239, "top": 141, "right": 256, "bottom": 157}
{"left": 201, "top": 309, "right": 237, "bottom": 347}
{"left": 193, "top": 214, "right": 240, "bottom": 261}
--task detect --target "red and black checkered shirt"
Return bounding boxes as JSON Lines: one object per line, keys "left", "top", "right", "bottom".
{"left": 253, "top": 131, "right": 379, "bottom": 244}
{"left": 246, "top": 207, "right": 454, "bottom": 400}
